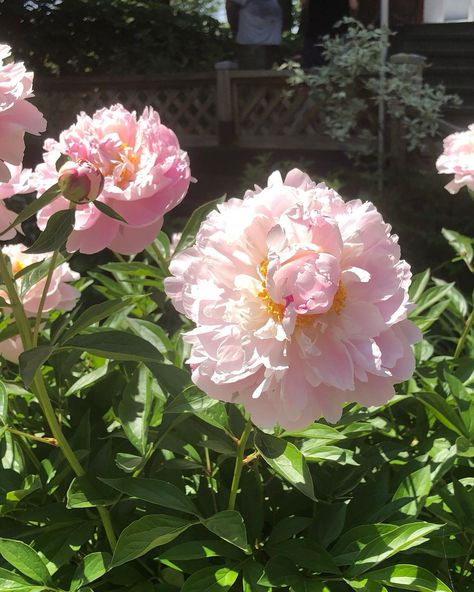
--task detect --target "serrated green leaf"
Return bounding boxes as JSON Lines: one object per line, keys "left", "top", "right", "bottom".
{"left": 255, "top": 431, "right": 316, "bottom": 500}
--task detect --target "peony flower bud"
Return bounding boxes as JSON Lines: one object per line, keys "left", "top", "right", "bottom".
{"left": 58, "top": 160, "right": 104, "bottom": 204}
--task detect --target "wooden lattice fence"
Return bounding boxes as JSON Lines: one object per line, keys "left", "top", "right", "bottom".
{"left": 35, "top": 70, "right": 338, "bottom": 151}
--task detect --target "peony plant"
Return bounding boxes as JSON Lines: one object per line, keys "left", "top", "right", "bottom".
{"left": 0, "top": 43, "right": 471, "bottom": 592}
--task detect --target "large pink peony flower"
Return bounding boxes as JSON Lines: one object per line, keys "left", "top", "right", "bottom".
{"left": 0, "top": 163, "right": 32, "bottom": 239}
{"left": 0, "top": 244, "right": 80, "bottom": 362}
{"left": 165, "top": 170, "right": 421, "bottom": 430}
{"left": 0, "top": 44, "right": 46, "bottom": 182}
{"left": 436, "top": 123, "right": 474, "bottom": 194}
{"left": 32, "top": 104, "right": 191, "bottom": 255}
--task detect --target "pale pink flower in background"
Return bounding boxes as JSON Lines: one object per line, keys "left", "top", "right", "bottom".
{"left": 0, "top": 244, "right": 80, "bottom": 363}
{"left": 165, "top": 169, "right": 421, "bottom": 430}
{"left": 32, "top": 104, "right": 191, "bottom": 254}
{"left": 0, "top": 44, "right": 46, "bottom": 182}
{"left": 169, "top": 232, "right": 182, "bottom": 256}
{"left": 0, "top": 163, "right": 33, "bottom": 239}
{"left": 436, "top": 123, "right": 474, "bottom": 194}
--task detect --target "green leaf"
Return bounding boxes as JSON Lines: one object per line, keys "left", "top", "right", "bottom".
{"left": 0, "top": 567, "right": 30, "bottom": 586}
{"left": 363, "top": 564, "right": 452, "bottom": 592}
{"left": 70, "top": 552, "right": 111, "bottom": 591}
{"left": 0, "top": 381, "right": 8, "bottom": 425}
{"left": 111, "top": 515, "right": 196, "bottom": 567}
{"left": 66, "top": 476, "right": 119, "bottom": 508}
{"left": 93, "top": 200, "right": 127, "bottom": 222}
{"left": 17, "top": 254, "right": 69, "bottom": 297}
{"left": 174, "top": 195, "right": 226, "bottom": 254}
{"left": 0, "top": 539, "right": 51, "bottom": 585}
{"left": 415, "top": 392, "right": 467, "bottom": 438}
{"left": 202, "top": 510, "right": 250, "bottom": 552}
{"left": 64, "top": 363, "right": 109, "bottom": 396}
{"left": 61, "top": 298, "right": 133, "bottom": 342}
{"left": 409, "top": 269, "right": 430, "bottom": 303}
{"left": 346, "top": 522, "right": 442, "bottom": 577}
{"left": 60, "top": 329, "right": 162, "bottom": 363}
{"left": 25, "top": 208, "right": 75, "bottom": 254}
{"left": 160, "top": 540, "right": 243, "bottom": 561}
{"left": 243, "top": 560, "right": 270, "bottom": 592}
{"left": 255, "top": 431, "right": 316, "bottom": 500}
{"left": 19, "top": 346, "right": 55, "bottom": 387}
{"left": 412, "top": 283, "right": 454, "bottom": 317}
{"left": 100, "top": 477, "right": 200, "bottom": 516}
{"left": 442, "top": 228, "right": 473, "bottom": 265}
{"left": 118, "top": 364, "right": 152, "bottom": 455}
{"left": 267, "top": 517, "right": 312, "bottom": 546}
{"left": 267, "top": 539, "right": 340, "bottom": 574}
{"left": 181, "top": 566, "right": 240, "bottom": 592}
{"left": 392, "top": 465, "right": 432, "bottom": 516}
{"left": 283, "top": 423, "right": 346, "bottom": 443}
{"left": 127, "top": 319, "right": 173, "bottom": 357}
{"left": 258, "top": 556, "right": 301, "bottom": 588}
{"left": 456, "top": 436, "right": 474, "bottom": 457}
{"left": 0, "top": 183, "right": 60, "bottom": 237}
{"left": 165, "top": 385, "right": 220, "bottom": 414}
{"left": 299, "top": 442, "right": 358, "bottom": 465}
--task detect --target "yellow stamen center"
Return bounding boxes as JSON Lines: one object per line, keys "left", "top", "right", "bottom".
{"left": 257, "top": 257, "right": 346, "bottom": 326}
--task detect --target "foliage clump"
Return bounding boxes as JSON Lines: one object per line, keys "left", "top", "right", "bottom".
{"left": 288, "top": 19, "right": 461, "bottom": 161}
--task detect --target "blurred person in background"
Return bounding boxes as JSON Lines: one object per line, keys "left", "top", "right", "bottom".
{"left": 226, "top": 0, "right": 283, "bottom": 69}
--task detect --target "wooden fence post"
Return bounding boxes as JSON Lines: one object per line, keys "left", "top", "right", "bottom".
{"left": 216, "top": 68, "right": 236, "bottom": 146}
{"left": 388, "top": 53, "right": 426, "bottom": 172}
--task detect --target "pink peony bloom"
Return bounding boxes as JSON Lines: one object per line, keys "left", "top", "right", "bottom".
{"left": 436, "top": 123, "right": 474, "bottom": 194}
{"left": 0, "top": 44, "right": 46, "bottom": 182}
{"left": 0, "top": 244, "right": 80, "bottom": 363}
{"left": 32, "top": 104, "right": 191, "bottom": 255}
{"left": 165, "top": 169, "right": 421, "bottom": 430}
{"left": 0, "top": 163, "right": 33, "bottom": 239}
{"left": 58, "top": 159, "right": 104, "bottom": 204}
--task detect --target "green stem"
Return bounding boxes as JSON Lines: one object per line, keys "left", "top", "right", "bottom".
{"left": 0, "top": 252, "right": 117, "bottom": 550}
{"left": 454, "top": 307, "right": 474, "bottom": 358}
{"left": 150, "top": 242, "right": 170, "bottom": 276}
{"left": 32, "top": 250, "right": 59, "bottom": 345}
{"left": 6, "top": 426, "right": 58, "bottom": 446}
{"left": 228, "top": 418, "right": 253, "bottom": 511}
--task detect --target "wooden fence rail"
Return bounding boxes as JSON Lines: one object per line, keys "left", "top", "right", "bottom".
{"left": 35, "top": 69, "right": 338, "bottom": 151}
